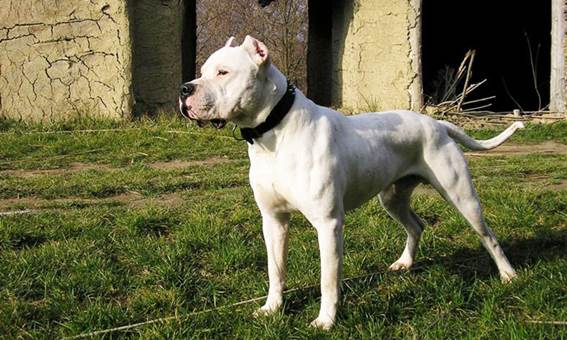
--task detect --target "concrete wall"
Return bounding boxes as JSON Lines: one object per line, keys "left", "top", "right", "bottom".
{"left": 550, "top": 0, "right": 566, "bottom": 112}
{"left": 0, "top": 0, "right": 133, "bottom": 121}
{"left": 0, "top": 0, "right": 423, "bottom": 120}
{"left": 0, "top": 0, "right": 193, "bottom": 121}
{"left": 331, "top": 0, "right": 422, "bottom": 112}
{"left": 2, "top": 1, "right": 563, "bottom": 121}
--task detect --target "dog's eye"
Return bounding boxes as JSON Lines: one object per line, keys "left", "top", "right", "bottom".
{"left": 217, "top": 70, "right": 229, "bottom": 76}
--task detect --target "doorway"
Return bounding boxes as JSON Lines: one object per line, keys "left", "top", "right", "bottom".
{"left": 422, "top": 0, "right": 552, "bottom": 112}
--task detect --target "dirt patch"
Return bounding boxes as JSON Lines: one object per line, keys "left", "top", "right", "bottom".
{"left": 466, "top": 141, "right": 567, "bottom": 157}
{"left": 0, "top": 157, "right": 236, "bottom": 177}
{"left": 146, "top": 156, "right": 233, "bottom": 170}
{"left": 413, "top": 184, "right": 440, "bottom": 196}
{"left": 1, "top": 162, "right": 115, "bottom": 177}
{"left": 123, "top": 192, "right": 186, "bottom": 209}
{"left": 410, "top": 177, "right": 567, "bottom": 199}
{"left": 0, "top": 192, "right": 186, "bottom": 212}
{"left": 539, "top": 179, "right": 567, "bottom": 191}
{"left": 516, "top": 174, "right": 567, "bottom": 191}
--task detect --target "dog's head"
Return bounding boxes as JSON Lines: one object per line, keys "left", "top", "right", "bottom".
{"left": 179, "top": 36, "right": 279, "bottom": 129}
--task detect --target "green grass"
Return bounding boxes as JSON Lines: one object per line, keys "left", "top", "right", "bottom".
{"left": 0, "top": 115, "right": 566, "bottom": 338}
{"left": 465, "top": 120, "right": 567, "bottom": 143}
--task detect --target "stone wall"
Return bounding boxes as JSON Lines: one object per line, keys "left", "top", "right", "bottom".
{"left": 331, "top": 0, "right": 422, "bottom": 112}
{"left": 0, "top": 0, "right": 133, "bottom": 121}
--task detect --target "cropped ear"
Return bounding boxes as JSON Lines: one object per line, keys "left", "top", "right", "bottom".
{"left": 224, "top": 36, "right": 238, "bottom": 48}
{"left": 241, "top": 35, "right": 269, "bottom": 65}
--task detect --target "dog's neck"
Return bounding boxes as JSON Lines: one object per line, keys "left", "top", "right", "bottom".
{"left": 241, "top": 64, "right": 288, "bottom": 129}
{"left": 239, "top": 80, "right": 295, "bottom": 145}
{"left": 239, "top": 64, "right": 317, "bottom": 151}
{"left": 247, "top": 90, "right": 315, "bottom": 152}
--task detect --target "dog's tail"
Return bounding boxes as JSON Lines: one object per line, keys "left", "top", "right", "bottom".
{"left": 439, "top": 120, "right": 525, "bottom": 151}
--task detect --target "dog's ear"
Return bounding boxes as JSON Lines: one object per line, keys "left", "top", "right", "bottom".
{"left": 224, "top": 36, "right": 238, "bottom": 48}
{"left": 242, "top": 35, "right": 269, "bottom": 65}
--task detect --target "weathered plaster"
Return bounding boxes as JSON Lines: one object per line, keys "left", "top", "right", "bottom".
{"left": 331, "top": 0, "right": 421, "bottom": 112}
{"left": 407, "top": 0, "right": 423, "bottom": 111}
{"left": 550, "top": 0, "right": 566, "bottom": 112}
{"left": 0, "top": 0, "right": 133, "bottom": 121}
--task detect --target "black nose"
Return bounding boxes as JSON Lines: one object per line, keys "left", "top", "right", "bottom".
{"left": 180, "top": 83, "right": 195, "bottom": 97}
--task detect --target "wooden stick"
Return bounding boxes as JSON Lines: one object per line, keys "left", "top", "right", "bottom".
{"left": 462, "top": 103, "right": 493, "bottom": 112}
{"left": 460, "top": 79, "right": 487, "bottom": 97}
{"left": 526, "top": 320, "right": 567, "bottom": 326}
{"left": 457, "top": 50, "right": 476, "bottom": 112}
{"left": 434, "top": 79, "right": 489, "bottom": 114}
{"left": 461, "top": 96, "right": 496, "bottom": 106}
{"left": 501, "top": 78, "right": 525, "bottom": 113}
{"left": 441, "top": 51, "right": 471, "bottom": 102}
{"left": 0, "top": 210, "right": 35, "bottom": 216}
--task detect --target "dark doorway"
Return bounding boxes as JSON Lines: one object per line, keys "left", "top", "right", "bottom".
{"left": 422, "top": 0, "right": 551, "bottom": 112}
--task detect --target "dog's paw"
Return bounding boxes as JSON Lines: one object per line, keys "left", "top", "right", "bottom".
{"left": 310, "top": 316, "right": 334, "bottom": 330}
{"left": 388, "top": 260, "right": 411, "bottom": 271}
{"left": 500, "top": 270, "right": 517, "bottom": 284}
{"left": 253, "top": 303, "right": 281, "bottom": 317}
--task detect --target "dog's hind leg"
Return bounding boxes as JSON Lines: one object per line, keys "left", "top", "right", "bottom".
{"left": 379, "top": 176, "right": 426, "bottom": 271}
{"left": 423, "top": 142, "right": 517, "bottom": 282}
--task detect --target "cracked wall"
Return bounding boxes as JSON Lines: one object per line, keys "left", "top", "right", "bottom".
{"left": 0, "top": 0, "right": 133, "bottom": 121}
{"left": 331, "top": 0, "right": 422, "bottom": 112}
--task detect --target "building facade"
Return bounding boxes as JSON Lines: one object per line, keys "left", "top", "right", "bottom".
{"left": 1, "top": 0, "right": 564, "bottom": 120}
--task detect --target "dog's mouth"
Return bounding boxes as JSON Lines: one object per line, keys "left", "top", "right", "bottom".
{"left": 210, "top": 119, "right": 227, "bottom": 129}
{"left": 180, "top": 104, "right": 227, "bottom": 129}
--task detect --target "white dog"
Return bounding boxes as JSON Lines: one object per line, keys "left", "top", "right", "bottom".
{"left": 179, "top": 36, "right": 522, "bottom": 330}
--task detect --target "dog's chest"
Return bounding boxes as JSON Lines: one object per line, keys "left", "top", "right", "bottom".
{"left": 248, "top": 151, "right": 298, "bottom": 212}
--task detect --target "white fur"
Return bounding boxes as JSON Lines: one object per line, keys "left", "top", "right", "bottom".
{"left": 184, "top": 36, "right": 521, "bottom": 330}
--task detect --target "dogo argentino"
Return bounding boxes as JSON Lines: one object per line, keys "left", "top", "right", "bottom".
{"left": 179, "top": 35, "right": 521, "bottom": 330}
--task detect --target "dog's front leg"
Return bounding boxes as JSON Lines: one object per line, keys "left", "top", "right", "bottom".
{"left": 311, "top": 216, "right": 344, "bottom": 330}
{"left": 254, "top": 212, "right": 290, "bottom": 317}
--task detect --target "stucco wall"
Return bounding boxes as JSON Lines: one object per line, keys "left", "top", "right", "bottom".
{"left": 0, "top": 0, "right": 133, "bottom": 121}
{"left": 332, "top": 0, "right": 421, "bottom": 112}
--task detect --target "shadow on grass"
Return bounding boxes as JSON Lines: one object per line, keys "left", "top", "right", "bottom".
{"left": 8, "top": 233, "right": 48, "bottom": 250}
{"left": 414, "top": 228, "right": 567, "bottom": 282}
{"left": 277, "top": 229, "right": 567, "bottom": 317}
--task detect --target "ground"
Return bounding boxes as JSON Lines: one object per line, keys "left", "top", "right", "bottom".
{"left": 0, "top": 116, "right": 566, "bottom": 338}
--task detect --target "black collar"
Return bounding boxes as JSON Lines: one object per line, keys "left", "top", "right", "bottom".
{"left": 239, "top": 81, "right": 296, "bottom": 144}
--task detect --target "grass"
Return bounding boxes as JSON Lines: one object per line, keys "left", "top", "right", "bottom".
{"left": 0, "top": 115, "right": 566, "bottom": 338}
{"left": 465, "top": 120, "right": 567, "bottom": 143}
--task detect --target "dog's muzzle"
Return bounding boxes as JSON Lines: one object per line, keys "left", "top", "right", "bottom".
{"left": 178, "top": 83, "right": 227, "bottom": 129}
